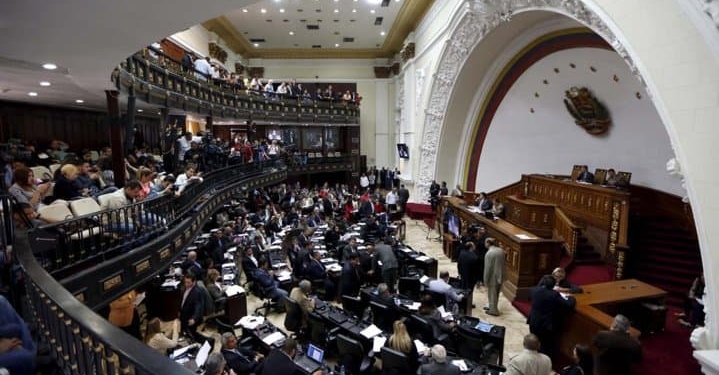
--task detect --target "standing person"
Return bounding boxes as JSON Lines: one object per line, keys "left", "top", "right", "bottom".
{"left": 397, "top": 184, "right": 410, "bottom": 213}
{"left": 373, "top": 236, "right": 399, "bottom": 292}
{"left": 483, "top": 238, "right": 505, "bottom": 316}
{"left": 528, "top": 275, "right": 576, "bottom": 359}
{"left": 457, "top": 241, "right": 479, "bottom": 291}
{"left": 385, "top": 187, "right": 398, "bottom": 212}
{"left": 179, "top": 272, "right": 208, "bottom": 345}
{"left": 108, "top": 290, "right": 141, "bottom": 339}
{"left": 593, "top": 314, "right": 642, "bottom": 375}
{"left": 504, "top": 334, "right": 553, "bottom": 375}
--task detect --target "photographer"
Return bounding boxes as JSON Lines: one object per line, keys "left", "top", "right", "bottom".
{"left": 429, "top": 180, "right": 441, "bottom": 211}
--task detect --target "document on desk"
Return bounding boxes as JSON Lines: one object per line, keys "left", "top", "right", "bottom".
{"left": 415, "top": 255, "right": 430, "bottom": 262}
{"left": 414, "top": 339, "right": 427, "bottom": 354}
{"left": 161, "top": 279, "right": 180, "bottom": 289}
{"left": 437, "top": 306, "right": 453, "bottom": 319}
{"left": 451, "top": 360, "right": 469, "bottom": 372}
{"left": 420, "top": 275, "right": 430, "bottom": 284}
{"left": 406, "top": 302, "right": 421, "bottom": 310}
{"left": 237, "top": 315, "right": 265, "bottom": 329}
{"left": 360, "top": 324, "right": 383, "bottom": 339}
{"left": 225, "top": 285, "right": 245, "bottom": 297}
{"left": 262, "top": 331, "right": 286, "bottom": 346}
{"left": 327, "top": 264, "right": 342, "bottom": 273}
{"left": 515, "top": 234, "right": 535, "bottom": 240}
{"left": 372, "top": 336, "right": 387, "bottom": 352}
{"left": 171, "top": 343, "right": 198, "bottom": 359}
{"left": 277, "top": 271, "right": 293, "bottom": 282}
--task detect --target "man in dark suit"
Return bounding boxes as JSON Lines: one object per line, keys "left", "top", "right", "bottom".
{"left": 593, "top": 314, "right": 642, "bottom": 375}
{"left": 241, "top": 247, "right": 260, "bottom": 282}
{"left": 207, "top": 230, "right": 228, "bottom": 267}
{"left": 340, "top": 253, "right": 362, "bottom": 297}
{"left": 180, "top": 250, "right": 205, "bottom": 280}
{"left": 179, "top": 272, "right": 205, "bottom": 344}
{"left": 259, "top": 337, "right": 323, "bottom": 375}
{"left": 418, "top": 344, "right": 460, "bottom": 375}
{"left": 397, "top": 184, "right": 410, "bottom": 213}
{"left": 528, "top": 275, "right": 576, "bottom": 359}
{"left": 254, "top": 259, "right": 289, "bottom": 304}
{"left": 457, "top": 241, "right": 480, "bottom": 291}
{"left": 576, "top": 165, "right": 595, "bottom": 183}
{"left": 475, "top": 192, "right": 493, "bottom": 212}
{"left": 358, "top": 196, "right": 374, "bottom": 218}
{"left": 221, "top": 332, "right": 264, "bottom": 375}
{"left": 373, "top": 236, "right": 399, "bottom": 292}
{"left": 306, "top": 250, "right": 336, "bottom": 299}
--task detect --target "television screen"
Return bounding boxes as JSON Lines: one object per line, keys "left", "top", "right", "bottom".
{"left": 397, "top": 143, "right": 410, "bottom": 159}
{"left": 448, "top": 213, "right": 460, "bottom": 237}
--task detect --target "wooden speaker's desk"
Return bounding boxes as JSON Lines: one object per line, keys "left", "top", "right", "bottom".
{"left": 443, "top": 197, "right": 563, "bottom": 301}
{"left": 560, "top": 279, "right": 667, "bottom": 358}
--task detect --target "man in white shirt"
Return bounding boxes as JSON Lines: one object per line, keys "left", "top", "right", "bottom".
{"left": 175, "top": 165, "right": 203, "bottom": 193}
{"left": 386, "top": 187, "right": 398, "bottom": 212}
{"left": 193, "top": 56, "right": 212, "bottom": 81}
{"left": 177, "top": 132, "right": 193, "bottom": 161}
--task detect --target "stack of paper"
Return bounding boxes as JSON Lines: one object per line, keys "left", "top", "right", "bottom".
{"left": 236, "top": 315, "right": 265, "bottom": 329}
{"left": 277, "top": 271, "right": 292, "bottom": 282}
{"left": 451, "top": 360, "right": 469, "bottom": 371}
{"left": 161, "top": 279, "right": 180, "bottom": 289}
{"left": 415, "top": 255, "right": 430, "bottom": 262}
{"left": 437, "top": 306, "right": 453, "bottom": 319}
{"left": 360, "top": 324, "right": 383, "bottom": 339}
{"left": 327, "top": 264, "right": 343, "bottom": 273}
{"left": 225, "top": 285, "right": 245, "bottom": 297}
{"left": 414, "top": 339, "right": 427, "bottom": 354}
{"left": 262, "top": 331, "right": 286, "bottom": 346}
{"left": 372, "top": 336, "right": 387, "bottom": 352}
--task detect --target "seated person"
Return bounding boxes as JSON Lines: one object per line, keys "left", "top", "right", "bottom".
{"left": 385, "top": 320, "right": 420, "bottom": 374}
{"left": 305, "top": 250, "right": 336, "bottom": 300}
{"left": 180, "top": 251, "right": 205, "bottom": 280}
{"left": 290, "top": 280, "right": 315, "bottom": 327}
{"left": 491, "top": 198, "right": 505, "bottom": 218}
{"left": 8, "top": 167, "right": 51, "bottom": 211}
{"left": 204, "top": 353, "right": 230, "bottom": 375}
{"left": 418, "top": 344, "right": 459, "bottom": 375}
{"left": 0, "top": 295, "right": 36, "bottom": 375}
{"left": 474, "top": 192, "right": 492, "bottom": 212}
{"left": 418, "top": 294, "right": 456, "bottom": 337}
{"left": 241, "top": 247, "right": 260, "bottom": 282}
{"left": 605, "top": 168, "right": 619, "bottom": 186}
{"left": 75, "top": 161, "right": 116, "bottom": 198}
{"left": 144, "top": 317, "right": 180, "bottom": 355}
{"left": 259, "top": 337, "right": 323, "bottom": 375}
{"left": 220, "top": 332, "right": 264, "bottom": 375}
{"left": 505, "top": 334, "right": 552, "bottom": 375}
{"left": 427, "top": 271, "right": 464, "bottom": 314}
{"left": 12, "top": 202, "right": 50, "bottom": 228}
{"left": 576, "top": 165, "right": 594, "bottom": 183}
{"left": 53, "top": 164, "right": 83, "bottom": 201}
{"left": 204, "top": 269, "right": 226, "bottom": 311}
{"left": 372, "top": 283, "right": 395, "bottom": 305}
{"left": 174, "top": 165, "right": 203, "bottom": 193}
{"left": 253, "top": 259, "right": 289, "bottom": 305}
{"left": 550, "top": 267, "right": 583, "bottom": 293}
{"left": 148, "top": 174, "right": 176, "bottom": 198}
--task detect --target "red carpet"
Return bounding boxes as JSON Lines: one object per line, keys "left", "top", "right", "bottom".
{"left": 510, "top": 263, "right": 700, "bottom": 375}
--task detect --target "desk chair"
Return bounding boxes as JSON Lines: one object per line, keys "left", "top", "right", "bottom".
{"left": 397, "top": 277, "right": 421, "bottom": 301}
{"left": 456, "top": 325, "right": 497, "bottom": 364}
{"left": 250, "top": 281, "right": 278, "bottom": 317}
{"left": 307, "top": 311, "right": 339, "bottom": 352}
{"left": 428, "top": 290, "right": 448, "bottom": 311}
{"left": 369, "top": 301, "right": 398, "bottom": 332}
{"left": 341, "top": 295, "right": 368, "bottom": 321}
{"left": 407, "top": 314, "right": 449, "bottom": 348}
{"left": 380, "top": 346, "right": 412, "bottom": 375}
{"left": 337, "top": 333, "right": 374, "bottom": 375}
{"left": 282, "top": 295, "right": 303, "bottom": 336}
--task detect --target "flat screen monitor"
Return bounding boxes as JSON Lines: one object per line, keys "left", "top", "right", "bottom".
{"left": 397, "top": 143, "right": 410, "bottom": 159}
{"left": 448, "top": 212, "right": 460, "bottom": 237}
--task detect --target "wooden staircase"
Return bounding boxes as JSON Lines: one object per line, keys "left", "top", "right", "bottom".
{"left": 574, "top": 234, "right": 603, "bottom": 264}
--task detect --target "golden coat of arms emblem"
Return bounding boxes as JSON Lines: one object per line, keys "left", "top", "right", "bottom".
{"left": 563, "top": 86, "right": 611, "bottom": 135}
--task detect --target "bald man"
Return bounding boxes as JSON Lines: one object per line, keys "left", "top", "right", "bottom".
{"left": 505, "top": 334, "right": 552, "bottom": 375}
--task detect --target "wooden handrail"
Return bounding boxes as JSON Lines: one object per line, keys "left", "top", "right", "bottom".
{"left": 553, "top": 207, "right": 582, "bottom": 256}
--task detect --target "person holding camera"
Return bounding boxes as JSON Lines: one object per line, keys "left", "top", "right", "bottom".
{"left": 8, "top": 167, "right": 51, "bottom": 211}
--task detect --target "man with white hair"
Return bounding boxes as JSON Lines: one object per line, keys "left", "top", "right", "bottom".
{"left": 592, "top": 314, "right": 642, "bottom": 375}
{"left": 505, "top": 334, "right": 552, "bottom": 375}
{"left": 418, "top": 344, "right": 460, "bottom": 375}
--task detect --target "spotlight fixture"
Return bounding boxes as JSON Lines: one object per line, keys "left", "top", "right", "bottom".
{"left": 39, "top": 81, "right": 51, "bottom": 87}
{"left": 242, "top": 9, "right": 248, "bottom": 12}
{"left": 42, "top": 63, "right": 57, "bottom": 70}
{"left": 28, "top": 92, "right": 38, "bottom": 96}
{"left": 380, "top": 31, "right": 386, "bottom": 36}
{"left": 75, "top": 99, "right": 84, "bottom": 103}
{"left": 289, "top": 31, "right": 295, "bottom": 35}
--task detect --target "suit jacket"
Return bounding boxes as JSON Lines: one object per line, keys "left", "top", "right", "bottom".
{"left": 259, "top": 348, "right": 298, "bottom": 375}
{"left": 505, "top": 349, "right": 552, "bottom": 375}
{"left": 397, "top": 188, "right": 410, "bottom": 203}
{"left": 456, "top": 249, "right": 479, "bottom": 288}
{"left": 483, "top": 245, "right": 505, "bottom": 286}
{"left": 305, "top": 259, "right": 327, "bottom": 281}
{"left": 222, "top": 347, "right": 260, "bottom": 375}
{"left": 180, "top": 285, "right": 204, "bottom": 327}
{"left": 340, "top": 262, "right": 362, "bottom": 297}
{"left": 358, "top": 200, "right": 373, "bottom": 217}
{"left": 593, "top": 330, "right": 642, "bottom": 375}
{"left": 577, "top": 171, "right": 595, "bottom": 183}
{"left": 418, "top": 362, "right": 460, "bottom": 375}
{"left": 528, "top": 286, "right": 576, "bottom": 334}
{"left": 241, "top": 256, "right": 259, "bottom": 281}
{"left": 373, "top": 244, "right": 398, "bottom": 270}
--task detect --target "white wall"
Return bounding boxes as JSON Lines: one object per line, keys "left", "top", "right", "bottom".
{"left": 477, "top": 47, "right": 683, "bottom": 195}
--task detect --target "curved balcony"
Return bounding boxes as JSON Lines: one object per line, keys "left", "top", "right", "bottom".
{"left": 13, "top": 156, "right": 353, "bottom": 375}
{"left": 112, "top": 53, "right": 360, "bottom": 124}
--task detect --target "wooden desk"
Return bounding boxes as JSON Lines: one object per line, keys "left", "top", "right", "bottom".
{"left": 560, "top": 279, "right": 667, "bottom": 358}
{"left": 504, "top": 196, "right": 555, "bottom": 238}
{"left": 443, "top": 197, "right": 563, "bottom": 301}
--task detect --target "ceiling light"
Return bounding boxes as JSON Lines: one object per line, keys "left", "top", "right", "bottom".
{"left": 334, "top": 9, "right": 339, "bottom": 13}
{"left": 39, "top": 81, "right": 51, "bottom": 87}
{"left": 367, "top": 0, "right": 382, "bottom": 4}
{"left": 352, "top": 8, "right": 357, "bottom": 12}
{"left": 137, "top": 109, "right": 143, "bottom": 113}
{"left": 280, "top": 8, "right": 285, "bottom": 13}
{"left": 242, "top": 8, "right": 248, "bottom": 12}
{"left": 157, "top": 112, "right": 162, "bottom": 115}
{"left": 260, "top": 8, "right": 267, "bottom": 13}
{"left": 380, "top": 31, "right": 386, "bottom": 36}
{"left": 289, "top": 31, "right": 295, "bottom": 35}
{"left": 370, "top": 9, "right": 376, "bottom": 14}
{"left": 28, "top": 92, "right": 38, "bottom": 97}
{"left": 42, "top": 63, "right": 57, "bottom": 70}
{"left": 254, "top": 43, "right": 260, "bottom": 47}
{"left": 75, "top": 99, "right": 84, "bottom": 103}
{"left": 335, "top": 43, "right": 340, "bottom": 47}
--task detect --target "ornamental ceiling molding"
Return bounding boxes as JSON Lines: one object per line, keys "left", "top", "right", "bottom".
{"left": 415, "top": 0, "right": 648, "bottom": 201}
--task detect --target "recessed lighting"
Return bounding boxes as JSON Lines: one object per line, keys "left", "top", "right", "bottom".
{"left": 260, "top": 8, "right": 267, "bottom": 13}
{"left": 75, "top": 99, "right": 84, "bottom": 103}
{"left": 280, "top": 8, "right": 285, "bottom": 13}
{"left": 242, "top": 8, "right": 248, "bottom": 12}
{"left": 334, "top": 9, "right": 339, "bottom": 13}
{"left": 28, "top": 92, "right": 38, "bottom": 97}
{"left": 335, "top": 43, "right": 340, "bottom": 47}
{"left": 370, "top": 9, "right": 376, "bottom": 14}
{"left": 157, "top": 111, "right": 162, "bottom": 115}
{"left": 380, "top": 31, "right": 386, "bottom": 36}
{"left": 254, "top": 43, "right": 260, "bottom": 47}
{"left": 289, "top": 31, "right": 295, "bottom": 35}
{"left": 352, "top": 8, "right": 357, "bottom": 12}
{"left": 39, "top": 81, "right": 51, "bottom": 87}
{"left": 42, "top": 63, "right": 57, "bottom": 70}
{"left": 137, "top": 109, "right": 143, "bottom": 113}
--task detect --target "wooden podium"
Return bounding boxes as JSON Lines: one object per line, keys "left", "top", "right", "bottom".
{"left": 442, "top": 197, "right": 562, "bottom": 301}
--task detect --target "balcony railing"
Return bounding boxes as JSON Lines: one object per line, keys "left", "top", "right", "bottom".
{"left": 13, "top": 156, "right": 353, "bottom": 375}
{"left": 112, "top": 53, "right": 360, "bottom": 124}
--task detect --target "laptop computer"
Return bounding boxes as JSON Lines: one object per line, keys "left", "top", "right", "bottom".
{"left": 295, "top": 344, "right": 325, "bottom": 374}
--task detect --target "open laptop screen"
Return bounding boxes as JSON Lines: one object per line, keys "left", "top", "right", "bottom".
{"left": 307, "top": 344, "right": 324, "bottom": 363}
{"left": 195, "top": 341, "right": 212, "bottom": 368}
